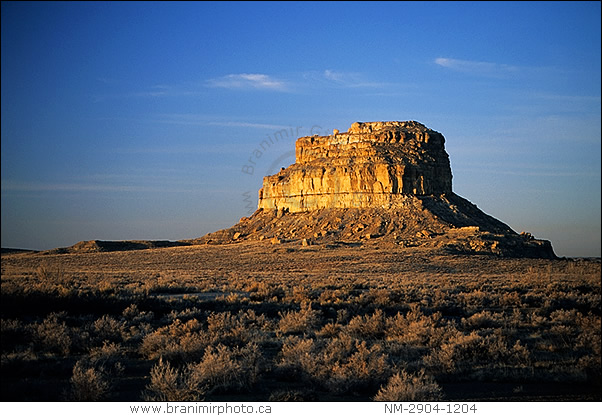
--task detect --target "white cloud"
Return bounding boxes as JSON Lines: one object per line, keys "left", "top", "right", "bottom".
{"left": 206, "top": 73, "right": 287, "bottom": 91}
{"left": 434, "top": 57, "right": 519, "bottom": 76}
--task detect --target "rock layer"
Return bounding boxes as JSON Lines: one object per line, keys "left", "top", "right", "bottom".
{"left": 258, "top": 121, "right": 452, "bottom": 212}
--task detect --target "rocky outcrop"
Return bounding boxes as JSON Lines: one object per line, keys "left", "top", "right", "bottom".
{"left": 258, "top": 121, "right": 452, "bottom": 212}
{"left": 196, "top": 121, "right": 556, "bottom": 259}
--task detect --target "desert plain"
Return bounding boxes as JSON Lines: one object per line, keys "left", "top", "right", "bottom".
{"left": 1, "top": 240, "right": 600, "bottom": 401}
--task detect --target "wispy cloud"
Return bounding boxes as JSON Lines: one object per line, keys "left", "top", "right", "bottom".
{"left": 323, "top": 69, "right": 347, "bottom": 83}
{"left": 206, "top": 73, "right": 287, "bottom": 91}
{"left": 133, "top": 84, "right": 175, "bottom": 98}
{"left": 98, "top": 70, "right": 386, "bottom": 100}
{"left": 92, "top": 82, "right": 205, "bottom": 102}
{"left": 151, "top": 113, "right": 214, "bottom": 126}
{"left": 206, "top": 121, "right": 294, "bottom": 130}
{"left": 302, "top": 70, "right": 388, "bottom": 89}
{"left": 435, "top": 57, "right": 519, "bottom": 77}
{"left": 150, "top": 113, "right": 293, "bottom": 130}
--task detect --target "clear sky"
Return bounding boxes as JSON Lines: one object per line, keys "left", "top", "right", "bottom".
{"left": 1, "top": 1, "right": 600, "bottom": 257}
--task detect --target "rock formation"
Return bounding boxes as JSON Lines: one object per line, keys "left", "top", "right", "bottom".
{"left": 259, "top": 121, "right": 452, "bottom": 212}
{"left": 195, "top": 121, "right": 556, "bottom": 258}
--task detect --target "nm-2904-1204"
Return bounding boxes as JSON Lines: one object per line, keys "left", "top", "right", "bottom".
{"left": 384, "top": 403, "right": 478, "bottom": 414}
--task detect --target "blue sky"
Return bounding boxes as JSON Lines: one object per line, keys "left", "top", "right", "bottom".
{"left": 1, "top": 1, "right": 600, "bottom": 257}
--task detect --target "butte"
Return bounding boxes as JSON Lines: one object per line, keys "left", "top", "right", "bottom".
{"left": 195, "top": 121, "right": 556, "bottom": 258}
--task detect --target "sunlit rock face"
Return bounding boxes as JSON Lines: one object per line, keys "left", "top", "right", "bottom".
{"left": 258, "top": 121, "right": 453, "bottom": 212}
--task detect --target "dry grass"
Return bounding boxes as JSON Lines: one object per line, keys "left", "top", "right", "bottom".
{"left": 1, "top": 242, "right": 600, "bottom": 401}
{"left": 144, "top": 358, "right": 204, "bottom": 401}
{"left": 374, "top": 370, "right": 443, "bottom": 401}
{"left": 69, "top": 359, "right": 110, "bottom": 401}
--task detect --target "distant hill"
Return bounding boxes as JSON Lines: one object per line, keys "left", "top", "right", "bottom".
{"left": 40, "top": 240, "right": 190, "bottom": 254}
{"left": 1, "top": 247, "right": 38, "bottom": 255}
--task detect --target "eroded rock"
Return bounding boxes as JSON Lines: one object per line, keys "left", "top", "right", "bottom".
{"left": 258, "top": 121, "right": 452, "bottom": 212}
{"left": 193, "top": 121, "right": 556, "bottom": 258}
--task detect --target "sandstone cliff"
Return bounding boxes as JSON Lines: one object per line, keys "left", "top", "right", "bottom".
{"left": 195, "top": 121, "right": 556, "bottom": 258}
{"left": 258, "top": 121, "right": 452, "bottom": 212}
